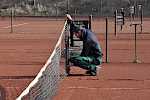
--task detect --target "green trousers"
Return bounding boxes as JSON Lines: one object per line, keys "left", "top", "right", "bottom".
{"left": 70, "top": 53, "right": 102, "bottom": 72}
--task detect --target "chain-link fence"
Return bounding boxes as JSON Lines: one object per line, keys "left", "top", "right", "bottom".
{"left": 0, "top": 0, "right": 149, "bottom": 17}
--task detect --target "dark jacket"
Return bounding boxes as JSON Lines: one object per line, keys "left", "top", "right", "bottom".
{"left": 80, "top": 28, "right": 103, "bottom": 65}
{"left": 69, "top": 21, "right": 103, "bottom": 65}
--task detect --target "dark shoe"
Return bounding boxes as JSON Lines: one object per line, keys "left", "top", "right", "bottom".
{"left": 85, "top": 70, "right": 91, "bottom": 74}
{"left": 85, "top": 70, "right": 96, "bottom": 76}
{"left": 85, "top": 66, "right": 101, "bottom": 76}
{"left": 90, "top": 71, "right": 97, "bottom": 76}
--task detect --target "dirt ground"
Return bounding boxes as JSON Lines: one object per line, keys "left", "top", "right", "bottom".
{"left": 0, "top": 17, "right": 150, "bottom": 100}
{"left": 53, "top": 63, "right": 150, "bottom": 100}
{"left": 0, "top": 17, "right": 64, "bottom": 100}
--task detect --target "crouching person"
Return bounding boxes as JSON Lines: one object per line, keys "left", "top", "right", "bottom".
{"left": 67, "top": 15, "right": 103, "bottom": 76}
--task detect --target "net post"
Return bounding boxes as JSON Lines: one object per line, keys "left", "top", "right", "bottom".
{"left": 65, "top": 21, "right": 70, "bottom": 76}
{"left": 89, "top": 14, "right": 92, "bottom": 30}
{"left": 138, "top": 4, "right": 143, "bottom": 33}
{"left": 10, "top": 7, "right": 14, "bottom": 33}
{"left": 105, "top": 17, "right": 109, "bottom": 63}
{"left": 114, "top": 10, "right": 117, "bottom": 36}
{"left": 130, "top": 23, "right": 141, "bottom": 63}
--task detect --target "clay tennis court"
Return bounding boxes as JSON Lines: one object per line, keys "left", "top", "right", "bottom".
{"left": 0, "top": 17, "right": 150, "bottom": 100}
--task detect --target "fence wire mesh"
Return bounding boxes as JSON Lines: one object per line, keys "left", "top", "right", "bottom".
{"left": 0, "top": 0, "right": 149, "bottom": 17}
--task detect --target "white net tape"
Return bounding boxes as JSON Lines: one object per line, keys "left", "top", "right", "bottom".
{"left": 16, "top": 20, "right": 68, "bottom": 100}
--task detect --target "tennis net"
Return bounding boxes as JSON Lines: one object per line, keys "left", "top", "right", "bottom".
{"left": 16, "top": 20, "right": 69, "bottom": 100}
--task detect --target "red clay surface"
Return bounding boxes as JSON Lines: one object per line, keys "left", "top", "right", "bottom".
{"left": 54, "top": 18, "right": 150, "bottom": 100}
{"left": 53, "top": 63, "right": 150, "bottom": 100}
{"left": 0, "top": 17, "right": 64, "bottom": 100}
{"left": 0, "top": 17, "right": 150, "bottom": 100}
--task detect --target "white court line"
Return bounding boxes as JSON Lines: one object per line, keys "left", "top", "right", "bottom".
{"left": 0, "top": 23, "right": 29, "bottom": 29}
